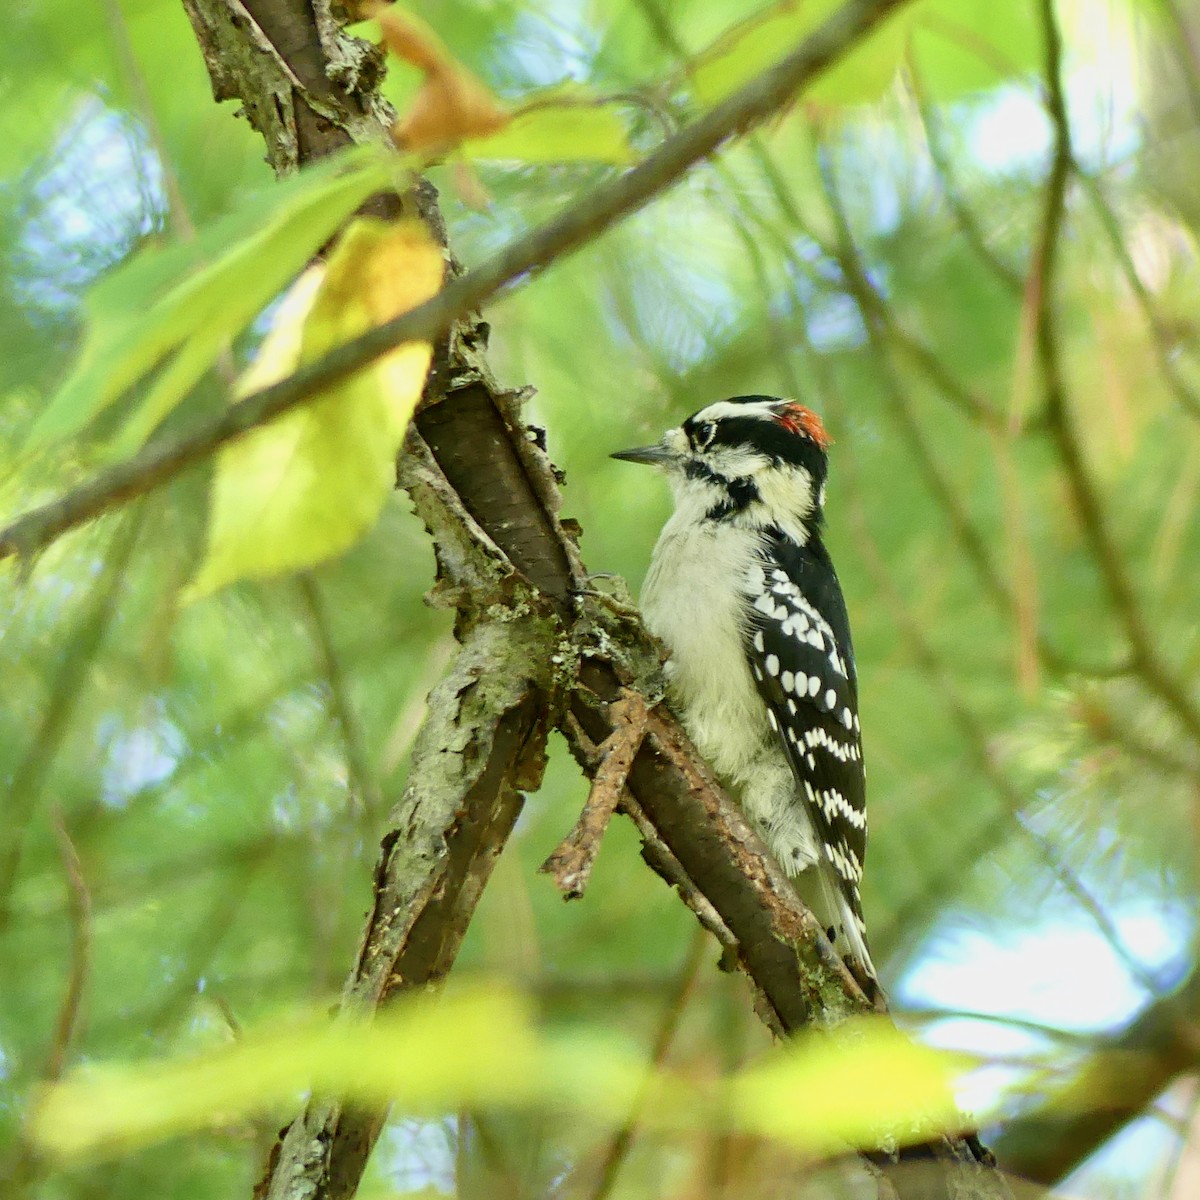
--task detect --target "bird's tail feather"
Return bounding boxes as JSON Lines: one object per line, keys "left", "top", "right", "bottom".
{"left": 792, "top": 866, "right": 882, "bottom": 1007}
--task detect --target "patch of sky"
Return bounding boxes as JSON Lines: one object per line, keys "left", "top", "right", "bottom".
{"left": 781, "top": 239, "right": 868, "bottom": 351}
{"left": 12, "top": 96, "right": 164, "bottom": 316}
{"left": 0, "top": 563, "right": 87, "bottom": 641}
{"left": 598, "top": 208, "right": 745, "bottom": 374}
{"left": 500, "top": 0, "right": 597, "bottom": 90}
{"left": 899, "top": 895, "right": 1194, "bottom": 1131}
{"left": 378, "top": 1117, "right": 457, "bottom": 1195}
{"left": 959, "top": 57, "right": 1137, "bottom": 179}
{"left": 905, "top": 900, "right": 1192, "bottom": 1031}
{"left": 823, "top": 129, "right": 928, "bottom": 240}
{"left": 98, "top": 705, "right": 184, "bottom": 808}
{"left": 270, "top": 783, "right": 303, "bottom": 833}
{"left": 1062, "top": 1087, "right": 1190, "bottom": 1199}
{"left": 960, "top": 86, "right": 1054, "bottom": 177}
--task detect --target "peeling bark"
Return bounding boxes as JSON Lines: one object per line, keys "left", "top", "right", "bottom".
{"left": 179, "top": 4, "right": 1014, "bottom": 1198}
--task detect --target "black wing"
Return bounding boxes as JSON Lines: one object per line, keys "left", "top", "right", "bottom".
{"left": 743, "top": 530, "right": 867, "bottom": 918}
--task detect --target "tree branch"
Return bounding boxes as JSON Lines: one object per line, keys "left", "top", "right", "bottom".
{"left": 149, "top": 4, "right": 1013, "bottom": 1198}
{"left": 1034, "top": 0, "right": 1200, "bottom": 749}
{"left": 0, "top": 0, "right": 913, "bottom": 567}
{"left": 993, "top": 967, "right": 1200, "bottom": 1185}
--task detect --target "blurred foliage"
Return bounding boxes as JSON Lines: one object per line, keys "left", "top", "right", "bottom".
{"left": 33, "top": 987, "right": 959, "bottom": 1163}
{"left": 2, "top": 1, "right": 1200, "bottom": 1198}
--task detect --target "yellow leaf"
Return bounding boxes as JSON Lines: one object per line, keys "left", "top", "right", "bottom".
{"left": 184, "top": 218, "right": 443, "bottom": 601}
{"left": 730, "top": 1018, "right": 967, "bottom": 1153}
{"left": 32, "top": 986, "right": 540, "bottom": 1158}
{"left": 29, "top": 148, "right": 395, "bottom": 453}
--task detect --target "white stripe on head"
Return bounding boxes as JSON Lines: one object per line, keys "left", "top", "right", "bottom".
{"left": 690, "top": 399, "right": 786, "bottom": 425}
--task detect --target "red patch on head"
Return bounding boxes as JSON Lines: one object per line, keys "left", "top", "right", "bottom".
{"left": 774, "top": 403, "right": 832, "bottom": 450}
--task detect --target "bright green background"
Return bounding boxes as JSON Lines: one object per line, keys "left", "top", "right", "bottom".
{"left": 2, "top": 1, "right": 1199, "bottom": 1197}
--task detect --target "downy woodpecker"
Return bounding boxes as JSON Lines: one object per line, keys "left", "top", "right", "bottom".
{"left": 613, "top": 395, "right": 875, "bottom": 989}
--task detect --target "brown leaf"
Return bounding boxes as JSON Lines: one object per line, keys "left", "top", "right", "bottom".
{"left": 361, "top": 1, "right": 510, "bottom": 152}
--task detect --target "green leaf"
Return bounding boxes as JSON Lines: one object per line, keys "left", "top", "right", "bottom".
{"left": 690, "top": 0, "right": 915, "bottom": 108}
{"left": 730, "top": 1018, "right": 967, "bottom": 1152}
{"left": 32, "top": 993, "right": 970, "bottom": 1162}
{"left": 32, "top": 986, "right": 544, "bottom": 1158}
{"left": 30, "top": 146, "right": 397, "bottom": 453}
{"left": 463, "top": 96, "right": 634, "bottom": 164}
{"left": 909, "top": 0, "right": 1041, "bottom": 99}
{"left": 183, "top": 217, "right": 443, "bottom": 600}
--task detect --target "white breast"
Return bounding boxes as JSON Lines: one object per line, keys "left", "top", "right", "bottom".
{"left": 640, "top": 501, "right": 822, "bottom": 874}
{"left": 641, "top": 514, "right": 771, "bottom": 782}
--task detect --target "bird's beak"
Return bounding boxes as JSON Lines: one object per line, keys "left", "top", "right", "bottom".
{"left": 610, "top": 441, "right": 677, "bottom": 467}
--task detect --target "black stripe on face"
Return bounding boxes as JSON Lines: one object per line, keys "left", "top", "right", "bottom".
{"left": 681, "top": 459, "right": 760, "bottom": 521}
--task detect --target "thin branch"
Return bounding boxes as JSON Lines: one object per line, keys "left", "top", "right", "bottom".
{"left": 1034, "top": 0, "right": 1200, "bottom": 748}
{"left": 4, "top": 811, "right": 91, "bottom": 1196}
{"left": 905, "top": 59, "right": 1024, "bottom": 296}
{"left": 0, "top": 510, "right": 143, "bottom": 925}
{"left": 810, "top": 140, "right": 1119, "bottom": 681}
{"left": 296, "top": 574, "right": 384, "bottom": 825}
{"left": 1075, "top": 167, "right": 1200, "bottom": 424}
{"left": 582, "top": 927, "right": 708, "bottom": 1200}
{"left": 100, "top": 0, "right": 196, "bottom": 240}
{"left": 1154, "top": 0, "right": 1200, "bottom": 130}
{"left": 903, "top": 1007, "right": 1100, "bottom": 1048}
{"left": 541, "top": 690, "right": 650, "bottom": 899}
{"left": 0, "top": 0, "right": 916, "bottom": 567}
{"left": 44, "top": 811, "right": 92, "bottom": 1085}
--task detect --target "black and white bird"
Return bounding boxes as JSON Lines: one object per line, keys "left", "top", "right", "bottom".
{"left": 613, "top": 395, "right": 875, "bottom": 991}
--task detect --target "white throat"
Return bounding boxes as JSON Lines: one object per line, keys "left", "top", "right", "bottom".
{"left": 668, "top": 459, "right": 819, "bottom": 547}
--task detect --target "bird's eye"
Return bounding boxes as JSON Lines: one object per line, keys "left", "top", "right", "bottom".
{"left": 692, "top": 422, "right": 716, "bottom": 450}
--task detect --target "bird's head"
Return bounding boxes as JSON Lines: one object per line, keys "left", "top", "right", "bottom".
{"left": 612, "top": 394, "right": 832, "bottom": 540}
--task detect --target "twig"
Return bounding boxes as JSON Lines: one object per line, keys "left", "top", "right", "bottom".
{"left": 44, "top": 811, "right": 92, "bottom": 1084}
{"left": 1034, "top": 0, "right": 1200, "bottom": 748}
{"left": 541, "top": 690, "right": 650, "bottom": 898}
{"left": 296, "top": 574, "right": 384, "bottom": 825}
{"left": 0, "top": 510, "right": 143, "bottom": 925}
{"left": 583, "top": 927, "right": 708, "bottom": 1200}
{"left": 565, "top": 671, "right": 878, "bottom": 1026}
{"left": 903, "top": 1007, "right": 1100, "bottom": 1048}
{"left": 905, "top": 59, "right": 1023, "bottom": 296}
{"left": 1075, "top": 168, "right": 1200, "bottom": 424}
{"left": 0, "top": 0, "right": 916, "bottom": 566}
